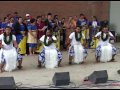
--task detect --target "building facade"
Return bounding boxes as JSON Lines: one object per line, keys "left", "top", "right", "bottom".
{"left": 0, "top": 1, "right": 109, "bottom": 20}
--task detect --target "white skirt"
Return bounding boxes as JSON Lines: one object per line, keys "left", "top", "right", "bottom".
{"left": 100, "top": 43, "right": 112, "bottom": 62}
{"left": 0, "top": 47, "right": 17, "bottom": 72}
{"left": 74, "top": 45, "right": 84, "bottom": 64}
{"left": 45, "top": 49, "right": 58, "bottom": 69}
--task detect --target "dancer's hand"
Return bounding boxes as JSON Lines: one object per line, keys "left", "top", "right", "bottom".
{"left": 93, "top": 37, "right": 96, "bottom": 40}
{"left": 13, "top": 41, "right": 18, "bottom": 49}
{"left": 106, "top": 31, "right": 109, "bottom": 36}
{"left": 94, "top": 36, "right": 100, "bottom": 40}
{"left": 82, "top": 43, "right": 85, "bottom": 47}
{"left": 82, "top": 42, "right": 87, "bottom": 48}
{"left": 49, "top": 37, "right": 53, "bottom": 42}
{"left": 14, "top": 45, "right": 18, "bottom": 49}
{"left": 39, "top": 43, "right": 42, "bottom": 46}
{"left": 56, "top": 44, "right": 58, "bottom": 48}
{"left": 38, "top": 29, "right": 41, "bottom": 31}
{"left": 84, "top": 44, "right": 88, "bottom": 48}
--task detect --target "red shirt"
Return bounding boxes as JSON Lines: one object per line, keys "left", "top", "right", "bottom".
{"left": 36, "top": 21, "right": 45, "bottom": 39}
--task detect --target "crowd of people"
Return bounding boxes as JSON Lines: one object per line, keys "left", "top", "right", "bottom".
{"left": 0, "top": 12, "right": 117, "bottom": 73}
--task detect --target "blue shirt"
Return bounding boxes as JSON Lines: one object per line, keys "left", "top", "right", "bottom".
{"left": 89, "top": 21, "right": 100, "bottom": 26}
{"left": 77, "top": 19, "right": 87, "bottom": 26}
{"left": 27, "top": 24, "right": 37, "bottom": 31}
{"left": 20, "top": 24, "right": 25, "bottom": 31}
{"left": 45, "top": 19, "right": 54, "bottom": 30}
{"left": 1, "top": 22, "right": 8, "bottom": 29}
{"left": 14, "top": 17, "right": 19, "bottom": 23}
{"left": 0, "top": 22, "right": 2, "bottom": 28}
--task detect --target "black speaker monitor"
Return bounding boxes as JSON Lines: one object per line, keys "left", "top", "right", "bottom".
{"left": 88, "top": 70, "right": 108, "bottom": 84}
{"left": 52, "top": 72, "right": 70, "bottom": 86}
{"left": 0, "top": 77, "right": 16, "bottom": 89}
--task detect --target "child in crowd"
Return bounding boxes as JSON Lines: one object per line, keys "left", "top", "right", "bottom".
{"left": 27, "top": 18, "right": 37, "bottom": 55}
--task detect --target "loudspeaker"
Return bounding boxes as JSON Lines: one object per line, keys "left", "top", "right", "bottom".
{"left": 88, "top": 70, "right": 108, "bottom": 84}
{"left": 52, "top": 72, "right": 70, "bottom": 86}
{"left": 0, "top": 77, "right": 16, "bottom": 89}
{"left": 117, "top": 70, "right": 120, "bottom": 74}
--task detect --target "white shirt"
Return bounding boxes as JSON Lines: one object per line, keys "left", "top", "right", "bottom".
{"left": 69, "top": 32, "right": 85, "bottom": 46}
{"left": 95, "top": 31, "right": 114, "bottom": 46}
{"left": 40, "top": 35, "right": 57, "bottom": 50}
{"left": 7, "top": 23, "right": 13, "bottom": 28}
{"left": 92, "top": 21, "right": 97, "bottom": 28}
{"left": 0, "top": 34, "right": 16, "bottom": 50}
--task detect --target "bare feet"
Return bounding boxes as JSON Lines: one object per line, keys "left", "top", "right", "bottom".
{"left": 80, "top": 61, "right": 85, "bottom": 64}
{"left": 0, "top": 69, "right": 4, "bottom": 73}
{"left": 96, "top": 56, "right": 100, "bottom": 63}
{"left": 17, "top": 66, "right": 23, "bottom": 70}
{"left": 69, "top": 62, "right": 72, "bottom": 65}
{"left": 58, "top": 60, "right": 62, "bottom": 67}
{"left": 25, "top": 54, "right": 28, "bottom": 56}
{"left": 37, "top": 65, "right": 41, "bottom": 68}
{"left": 58, "top": 64, "right": 62, "bottom": 67}
{"left": 111, "top": 58, "right": 115, "bottom": 61}
{"left": 109, "top": 59, "right": 116, "bottom": 62}
{"left": 95, "top": 58, "right": 100, "bottom": 63}
{"left": 29, "top": 54, "right": 33, "bottom": 56}
{"left": 0, "top": 70, "right": 3, "bottom": 73}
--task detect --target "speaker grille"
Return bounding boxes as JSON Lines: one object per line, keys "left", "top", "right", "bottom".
{"left": 88, "top": 70, "right": 108, "bottom": 84}
{"left": 0, "top": 77, "right": 16, "bottom": 89}
{"left": 52, "top": 72, "right": 70, "bottom": 86}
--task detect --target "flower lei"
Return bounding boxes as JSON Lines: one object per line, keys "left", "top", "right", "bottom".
{"left": 75, "top": 31, "right": 82, "bottom": 41}
{"left": 44, "top": 35, "right": 54, "bottom": 46}
{"left": 3, "top": 32, "right": 13, "bottom": 45}
{"left": 101, "top": 31, "right": 108, "bottom": 41}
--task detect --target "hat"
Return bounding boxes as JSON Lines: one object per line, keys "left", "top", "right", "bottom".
{"left": 26, "top": 14, "right": 30, "bottom": 17}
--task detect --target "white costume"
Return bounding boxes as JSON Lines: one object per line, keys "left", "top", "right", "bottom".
{"left": 0, "top": 34, "right": 17, "bottom": 72}
{"left": 38, "top": 35, "right": 62, "bottom": 69}
{"left": 69, "top": 32, "right": 87, "bottom": 64}
{"left": 95, "top": 31, "right": 117, "bottom": 62}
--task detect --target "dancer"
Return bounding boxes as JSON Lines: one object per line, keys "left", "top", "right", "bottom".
{"left": 0, "top": 26, "right": 23, "bottom": 72}
{"left": 38, "top": 29, "right": 62, "bottom": 69}
{"left": 95, "top": 26, "right": 117, "bottom": 62}
{"left": 67, "top": 26, "right": 88, "bottom": 65}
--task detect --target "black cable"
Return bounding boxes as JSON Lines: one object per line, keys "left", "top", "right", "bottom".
{"left": 16, "top": 82, "right": 50, "bottom": 89}
{"left": 16, "top": 80, "right": 120, "bottom": 89}
{"left": 16, "top": 82, "right": 23, "bottom": 87}
{"left": 69, "top": 82, "right": 77, "bottom": 88}
{"left": 108, "top": 80, "right": 120, "bottom": 82}
{"left": 79, "top": 80, "right": 120, "bottom": 88}
{"left": 15, "top": 82, "right": 23, "bottom": 89}
{"left": 48, "top": 82, "right": 81, "bottom": 89}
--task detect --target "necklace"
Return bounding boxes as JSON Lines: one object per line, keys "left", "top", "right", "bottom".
{"left": 44, "top": 35, "right": 53, "bottom": 46}
{"left": 4, "top": 33, "right": 13, "bottom": 45}
{"left": 75, "top": 31, "right": 82, "bottom": 41}
{"left": 101, "top": 31, "right": 108, "bottom": 41}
